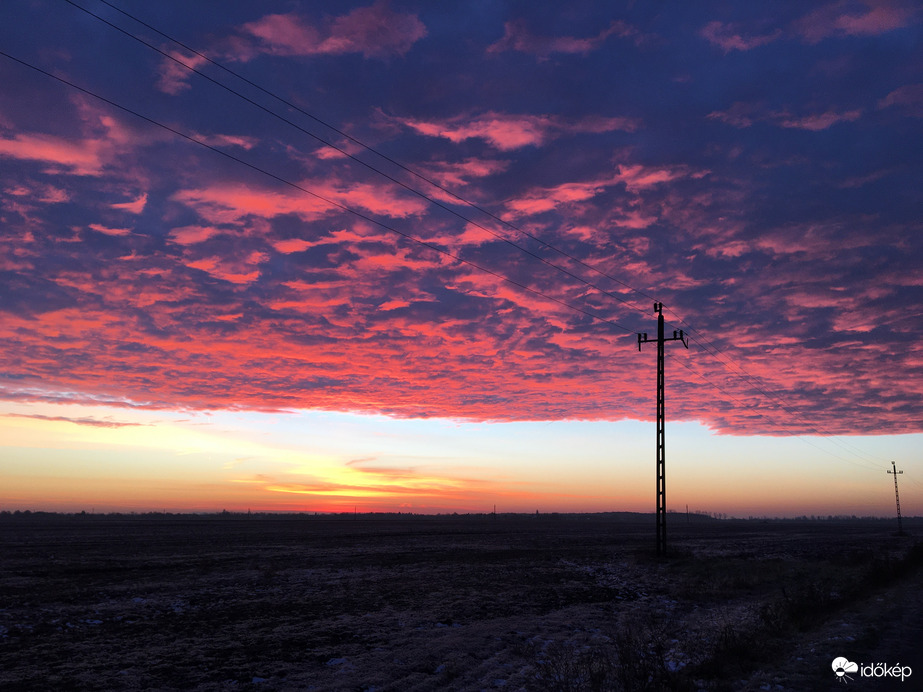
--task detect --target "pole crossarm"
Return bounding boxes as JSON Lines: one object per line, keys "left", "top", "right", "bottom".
{"left": 637, "top": 302, "right": 688, "bottom": 557}
{"left": 638, "top": 330, "right": 688, "bottom": 350}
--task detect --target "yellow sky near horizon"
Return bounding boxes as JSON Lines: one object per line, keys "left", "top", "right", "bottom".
{"left": 1, "top": 401, "right": 918, "bottom": 517}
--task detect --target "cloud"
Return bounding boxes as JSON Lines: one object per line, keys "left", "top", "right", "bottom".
{"left": 183, "top": 250, "right": 268, "bottom": 285}
{"left": 0, "top": 101, "right": 167, "bottom": 184}
{"left": 706, "top": 102, "right": 762, "bottom": 128}
{"left": 3, "top": 413, "right": 144, "bottom": 428}
{"left": 488, "top": 18, "right": 640, "bottom": 58}
{"left": 0, "top": 132, "right": 105, "bottom": 175}
{"left": 700, "top": 21, "right": 782, "bottom": 52}
{"left": 191, "top": 133, "right": 259, "bottom": 150}
{"left": 270, "top": 238, "right": 314, "bottom": 254}
{"left": 241, "top": 1, "right": 426, "bottom": 59}
{"left": 112, "top": 193, "right": 148, "bottom": 214}
{"left": 1, "top": 0, "right": 920, "bottom": 441}
{"left": 504, "top": 164, "right": 693, "bottom": 217}
{"left": 774, "top": 109, "right": 863, "bottom": 130}
{"left": 416, "top": 157, "right": 510, "bottom": 189}
{"left": 88, "top": 224, "right": 133, "bottom": 237}
{"left": 151, "top": 3, "right": 427, "bottom": 92}
{"left": 794, "top": 0, "right": 920, "bottom": 43}
{"left": 168, "top": 225, "right": 224, "bottom": 246}
{"left": 172, "top": 177, "right": 425, "bottom": 224}
{"left": 5, "top": 181, "right": 70, "bottom": 204}
{"left": 156, "top": 50, "right": 209, "bottom": 95}
{"left": 878, "top": 83, "right": 923, "bottom": 116}
{"left": 708, "top": 102, "right": 863, "bottom": 130}
{"left": 505, "top": 179, "right": 608, "bottom": 216}
{"left": 396, "top": 112, "right": 638, "bottom": 151}
{"left": 702, "top": 4, "right": 919, "bottom": 54}
{"left": 172, "top": 183, "right": 333, "bottom": 223}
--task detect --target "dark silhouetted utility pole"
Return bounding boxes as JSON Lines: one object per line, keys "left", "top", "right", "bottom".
{"left": 638, "top": 302, "right": 688, "bottom": 556}
{"left": 888, "top": 461, "right": 905, "bottom": 535}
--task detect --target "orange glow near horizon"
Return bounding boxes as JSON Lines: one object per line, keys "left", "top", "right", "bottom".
{"left": 0, "top": 402, "right": 918, "bottom": 518}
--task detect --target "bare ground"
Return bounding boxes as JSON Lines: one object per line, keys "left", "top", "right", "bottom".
{"left": 1, "top": 514, "right": 920, "bottom": 691}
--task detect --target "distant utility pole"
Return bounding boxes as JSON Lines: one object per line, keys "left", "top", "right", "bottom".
{"left": 638, "top": 302, "right": 688, "bottom": 557}
{"left": 888, "top": 461, "right": 905, "bottom": 535}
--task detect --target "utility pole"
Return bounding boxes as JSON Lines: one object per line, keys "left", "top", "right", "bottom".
{"left": 638, "top": 302, "right": 688, "bottom": 556}
{"left": 888, "top": 461, "right": 905, "bottom": 536}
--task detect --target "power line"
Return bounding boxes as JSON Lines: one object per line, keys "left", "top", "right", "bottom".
{"left": 87, "top": 0, "right": 660, "bottom": 315}
{"left": 60, "top": 0, "right": 652, "bottom": 321}
{"left": 0, "top": 48, "right": 636, "bottom": 340}
{"left": 63, "top": 0, "right": 882, "bottom": 457}
{"left": 3, "top": 42, "right": 891, "bottom": 472}
{"left": 66, "top": 0, "right": 899, "bottom": 462}
{"left": 14, "top": 5, "right": 912, "bottom": 470}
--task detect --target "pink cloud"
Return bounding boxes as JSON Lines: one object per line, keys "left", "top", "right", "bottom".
{"left": 707, "top": 101, "right": 762, "bottom": 128}
{"left": 3, "top": 261, "right": 918, "bottom": 433}
{"left": 506, "top": 179, "right": 607, "bottom": 216}
{"left": 168, "top": 225, "right": 224, "bottom": 246}
{"left": 184, "top": 253, "right": 265, "bottom": 285}
{"left": 6, "top": 182, "right": 70, "bottom": 204}
{"left": 504, "top": 164, "right": 690, "bottom": 217}
{"left": 242, "top": 14, "right": 318, "bottom": 55}
{"left": 417, "top": 157, "right": 510, "bottom": 188}
{"left": 314, "top": 146, "right": 350, "bottom": 160}
{"left": 311, "top": 180, "right": 428, "bottom": 218}
{"left": 156, "top": 50, "right": 209, "bottom": 95}
{"left": 241, "top": 2, "right": 426, "bottom": 59}
{"left": 173, "top": 178, "right": 424, "bottom": 224}
{"left": 397, "top": 112, "right": 638, "bottom": 151}
{"left": 0, "top": 133, "right": 104, "bottom": 175}
{"left": 192, "top": 133, "right": 259, "bottom": 150}
{"left": 271, "top": 238, "right": 314, "bottom": 254}
{"left": 616, "top": 164, "right": 688, "bottom": 190}
{"left": 88, "top": 223, "right": 132, "bottom": 237}
{"left": 708, "top": 102, "right": 863, "bottom": 130}
{"left": 488, "top": 19, "right": 640, "bottom": 57}
{"left": 613, "top": 209, "right": 659, "bottom": 230}
{"left": 112, "top": 193, "right": 148, "bottom": 214}
{"left": 794, "top": 1, "right": 919, "bottom": 43}
{"left": 878, "top": 83, "right": 923, "bottom": 116}
{"left": 379, "top": 299, "right": 411, "bottom": 311}
{"left": 350, "top": 244, "right": 447, "bottom": 275}
{"left": 700, "top": 21, "right": 782, "bottom": 52}
{"left": 172, "top": 183, "right": 333, "bottom": 224}
{"left": 401, "top": 113, "right": 552, "bottom": 150}
{"left": 751, "top": 222, "right": 879, "bottom": 260}
{"left": 774, "top": 109, "right": 863, "bottom": 130}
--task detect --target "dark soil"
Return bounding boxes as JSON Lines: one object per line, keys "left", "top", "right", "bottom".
{"left": 1, "top": 514, "right": 920, "bottom": 691}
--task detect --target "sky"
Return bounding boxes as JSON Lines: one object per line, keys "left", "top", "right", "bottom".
{"left": 1, "top": 0, "right": 921, "bottom": 516}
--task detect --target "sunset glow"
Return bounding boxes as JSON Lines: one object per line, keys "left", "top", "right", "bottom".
{"left": 1, "top": 1, "right": 921, "bottom": 517}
